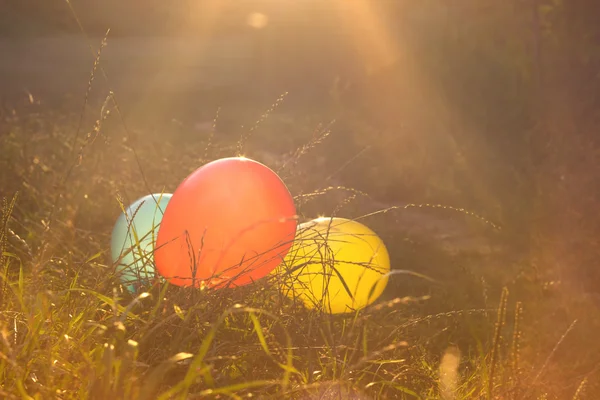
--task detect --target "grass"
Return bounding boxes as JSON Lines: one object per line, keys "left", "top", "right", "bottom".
{"left": 2, "top": 90, "right": 598, "bottom": 400}
{"left": 2, "top": 14, "right": 600, "bottom": 400}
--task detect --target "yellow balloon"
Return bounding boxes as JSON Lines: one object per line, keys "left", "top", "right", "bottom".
{"left": 275, "top": 217, "right": 390, "bottom": 314}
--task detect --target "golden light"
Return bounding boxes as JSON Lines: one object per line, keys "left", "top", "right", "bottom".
{"left": 333, "top": 0, "right": 399, "bottom": 76}
{"left": 247, "top": 12, "right": 268, "bottom": 29}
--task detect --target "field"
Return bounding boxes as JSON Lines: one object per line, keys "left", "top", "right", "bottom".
{"left": 2, "top": 2, "right": 600, "bottom": 399}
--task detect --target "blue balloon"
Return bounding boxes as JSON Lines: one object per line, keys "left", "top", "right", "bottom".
{"left": 110, "top": 193, "right": 172, "bottom": 292}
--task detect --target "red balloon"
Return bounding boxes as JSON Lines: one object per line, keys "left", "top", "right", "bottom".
{"left": 155, "top": 157, "right": 297, "bottom": 288}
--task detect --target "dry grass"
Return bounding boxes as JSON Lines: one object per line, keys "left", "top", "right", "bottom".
{"left": 1, "top": 86, "right": 599, "bottom": 398}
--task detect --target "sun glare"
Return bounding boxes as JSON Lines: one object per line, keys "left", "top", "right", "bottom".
{"left": 247, "top": 12, "right": 268, "bottom": 29}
